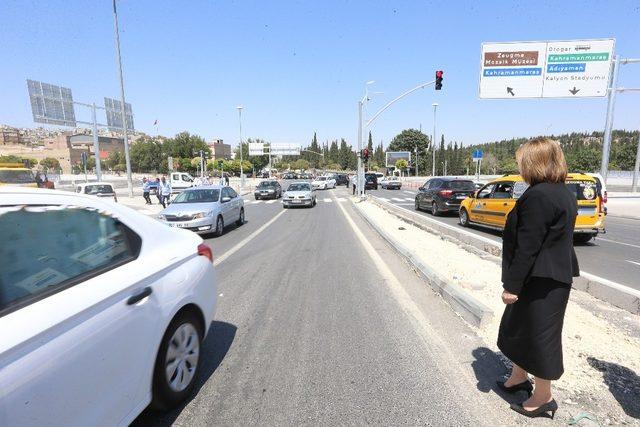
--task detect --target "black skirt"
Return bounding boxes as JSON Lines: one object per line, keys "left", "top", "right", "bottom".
{"left": 497, "top": 277, "right": 571, "bottom": 380}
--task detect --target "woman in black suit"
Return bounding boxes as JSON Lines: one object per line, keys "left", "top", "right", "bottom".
{"left": 497, "top": 138, "right": 579, "bottom": 419}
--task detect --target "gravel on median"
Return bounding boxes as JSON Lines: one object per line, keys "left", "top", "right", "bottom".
{"left": 357, "top": 199, "right": 640, "bottom": 425}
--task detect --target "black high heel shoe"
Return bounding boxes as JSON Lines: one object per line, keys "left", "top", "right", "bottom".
{"left": 510, "top": 399, "right": 558, "bottom": 419}
{"left": 496, "top": 379, "right": 533, "bottom": 395}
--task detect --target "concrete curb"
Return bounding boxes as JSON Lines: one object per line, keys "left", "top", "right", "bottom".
{"left": 352, "top": 200, "right": 494, "bottom": 329}
{"left": 369, "top": 196, "right": 640, "bottom": 315}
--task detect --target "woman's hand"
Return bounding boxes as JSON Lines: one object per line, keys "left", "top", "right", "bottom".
{"left": 502, "top": 290, "right": 519, "bottom": 304}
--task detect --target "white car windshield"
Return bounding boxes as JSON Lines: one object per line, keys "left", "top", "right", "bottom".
{"left": 288, "top": 184, "right": 311, "bottom": 191}
{"left": 172, "top": 189, "right": 220, "bottom": 203}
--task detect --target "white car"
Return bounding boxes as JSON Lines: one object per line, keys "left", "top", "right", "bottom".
{"left": 75, "top": 181, "right": 118, "bottom": 202}
{"left": 0, "top": 187, "right": 217, "bottom": 426}
{"left": 170, "top": 172, "right": 195, "bottom": 193}
{"left": 312, "top": 176, "right": 336, "bottom": 190}
{"left": 380, "top": 176, "right": 402, "bottom": 190}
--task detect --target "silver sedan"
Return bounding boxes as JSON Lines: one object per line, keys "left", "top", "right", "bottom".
{"left": 282, "top": 182, "right": 316, "bottom": 208}
{"left": 158, "top": 185, "right": 244, "bottom": 236}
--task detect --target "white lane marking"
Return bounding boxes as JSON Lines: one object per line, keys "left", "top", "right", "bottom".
{"left": 403, "top": 191, "right": 415, "bottom": 195}
{"left": 598, "top": 237, "right": 640, "bottom": 250}
{"left": 392, "top": 197, "right": 404, "bottom": 202}
{"left": 626, "top": 260, "right": 640, "bottom": 267}
{"left": 249, "top": 200, "right": 261, "bottom": 204}
{"left": 214, "top": 209, "right": 287, "bottom": 266}
{"left": 378, "top": 197, "right": 390, "bottom": 201}
{"left": 403, "top": 197, "right": 414, "bottom": 202}
{"left": 323, "top": 198, "right": 333, "bottom": 203}
{"left": 265, "top": 200, "right": 277, "bottom": 204}
{"left": 336, "top": 197, "right": 347, "bottom": 202}
{"left": 395, "top": 203, "right": 415, "bottom": 206}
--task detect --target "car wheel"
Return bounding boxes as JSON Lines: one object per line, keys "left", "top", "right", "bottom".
{"left": 431, "top": 201, "right": 440, "bottom": 216}
{"left": 151, "top": 311, "right": 203, "bottom": 410}
{"left": 415, "top": 199, "right": 420, "bottom": 211}
{"left": 254, "top": 196, "right": 259, "bottom": 200}
{"left": 236, "top": 208, "right": 245, "bottom": 226}
{"left": 574, "top": 234, "right": 594, "bottom": 244}
{"left": 313, "top": 198, "right": 317, "bottom": 207}
{"left": 459, "top": 208, "right": 469, "bottom": 227}
{"left": 214, "top": 216, "right": 224, "bottom": 236}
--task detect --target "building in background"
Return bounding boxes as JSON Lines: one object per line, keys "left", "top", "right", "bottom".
{"left": 208, "top": 139, "right": 231, "bottom": 160}
{"left": 1, "top": 126, "right": 32, "bottom": 145}
{"left": 43, "top": 133, "right": 125, "bottom": 173}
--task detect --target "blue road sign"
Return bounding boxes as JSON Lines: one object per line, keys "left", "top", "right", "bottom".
{"left": 472, "top": 149, "right": 483, "bottom": 160}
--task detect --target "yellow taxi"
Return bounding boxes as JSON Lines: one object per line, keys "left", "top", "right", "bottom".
{"left": 0, "top": 163, "right": 38, "bottom": 188}
{"left": 458, "top": 173, "right": 605, "bottom": 243}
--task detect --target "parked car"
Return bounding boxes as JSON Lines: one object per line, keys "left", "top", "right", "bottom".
{"left": 458, "top": 173, "right": 605, "bottom": 243}
{"left": 364, "top": 173, "right": 378, "bottom": 190}
{"left": 254, "top": 180, "right": 282, "bottom": 199}
{"left": 75, "top": 182, "right": 118, "bottom": 203}
{"left": 415, "top": 178, "right": 475, "bottom": 216}
{"left": 158, "top": 185, "right": 244, "bottom": 236}
{"left": 283, "top": 172, "right": 296, "bottom": 180}
{"left": 312, "top": 176, "right": 336, "bottom": 190}
{"left": 170, "top": 172, "right": 195, "bottom": 193}
{"left": 283, "top": 182, "right": 316, "bottom": 208}
{"left": 380, "top": 176, "right": 402, "bottom": 190}
{"left": 0, "top": 186, "right": 217, "bottom": 426}
{"left": 335, "top": 174, "right": 349, "bottom": 186}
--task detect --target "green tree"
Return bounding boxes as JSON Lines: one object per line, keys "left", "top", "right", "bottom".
{"left": 235, "top": 138, "right": 269, "bottom": 171}
{"left": 39, "top": 157, "right": 60, "bottom": 170}
{"left": 130, "top": 137, "right": 162, "bottom": 172}
{"left": 292, "top": 159, "right": 310, "bottom": 171}
{"left": 389, "top": 129, "right": 429, "bottom": 174}
{"left": 395, "top": 159, "right": 409, "bottom": 175}
{"left": 163, "top": 131, "right": 210, "bottom": 160}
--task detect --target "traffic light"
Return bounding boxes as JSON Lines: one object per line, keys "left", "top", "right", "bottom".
{"left": 435, "top": 70, "right": 443, "bottom": 90}
{"left": 362, "top": 148, "right": 370, "bottom": 161}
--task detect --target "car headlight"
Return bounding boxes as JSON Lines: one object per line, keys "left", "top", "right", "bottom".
{"left": 268, "top": 189, "right": 275, "bottom": 193}
{"left": 193, "top": 212, "right": 206, "bottom": 219}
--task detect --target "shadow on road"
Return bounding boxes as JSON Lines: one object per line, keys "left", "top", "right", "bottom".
{"left": 132, "top": 320, "right": 237, "bottom": 426}
{"left": 587, "top": 357, "right": 640, "bottom": 419}
{"left": 470, "top": 347, "right": 528, "bottom": 405}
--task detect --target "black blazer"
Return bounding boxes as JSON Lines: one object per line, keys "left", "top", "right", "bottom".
{"left": 502, "top": 182, "right": 580, "bottom": 294}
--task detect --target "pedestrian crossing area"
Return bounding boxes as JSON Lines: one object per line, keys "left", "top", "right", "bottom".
{"left": 244, "top": 197, "right": 349, "bottom": 205}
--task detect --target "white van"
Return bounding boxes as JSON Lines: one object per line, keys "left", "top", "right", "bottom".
{"left": 170, "top": 172, "right": 194, "bottom": 193}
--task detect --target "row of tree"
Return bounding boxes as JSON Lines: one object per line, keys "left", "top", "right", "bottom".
{"left": 387, "top": 129, "right": 640, "bottom": 176}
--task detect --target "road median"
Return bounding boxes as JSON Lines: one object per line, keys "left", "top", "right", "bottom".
{"left": 353, "top": 196, "right": 640, "bottom": 425}
{"left": 369, "top": 196, "right": 640, "bottom": 315}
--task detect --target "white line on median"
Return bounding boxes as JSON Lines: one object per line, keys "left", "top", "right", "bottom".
{"left": 626, "top": 260, "right": 640, "bottom": 267}
{"left": 323, "top": 198, "right": 333, "bottom": 203}
{"left": 266, "top": 200, "right": 277, "bottom": 204}
{"left": 392, "top": 197, "right": 404, "bottom": 202}
{"left": 214, "top": 209, "right": 286, "bottom": 266}
{"left": 598, "top": 237, "right": 640, "bottom": 249}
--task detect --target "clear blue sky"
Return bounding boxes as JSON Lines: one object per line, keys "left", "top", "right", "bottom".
{"left": 2, "top": 0, "right": 639, "bottom": 149}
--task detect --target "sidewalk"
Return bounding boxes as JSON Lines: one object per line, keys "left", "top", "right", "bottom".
{"left": 354, "top": 198, "right": 640, "bottom": 425}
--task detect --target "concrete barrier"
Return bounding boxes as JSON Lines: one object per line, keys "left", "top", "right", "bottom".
{"left": 369, "top": 195, "right": 640, "bottom": 315}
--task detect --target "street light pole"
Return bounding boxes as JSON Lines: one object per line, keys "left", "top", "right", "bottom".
{"left": 112, "top": 0, "right": 133, "bottom": 197}
{"left": 432, "top": 103, "right": 438, "bottom": 177}
{"left": 237, "top": 106, "right": 244, "bottom": 188}
{"left": 415, "top": 146, "right": 419, "bottom": 177}
{"left": 357, "top": 99, "right": 363, "bottom": 197}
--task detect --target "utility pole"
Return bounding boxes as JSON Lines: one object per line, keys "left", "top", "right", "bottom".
{"left": 600, "top": 55, "right": 621, "bottom": 182}
{"left": 415, "top": 145, "right": 419, "bottom": 177}
{"left": 112, "top": 0, "right": 133, "bottom": 197}
{"left": 357, "top": 99, "right": 364, "bottom": 197}
{"left": 237, "top": 106, "right": 244, "bottom": 188}
{"left": 432, "top": 103, "right": 438, "bottom": 177}
{"left": 90, "top": 103, "right": 102, "bottom": 181}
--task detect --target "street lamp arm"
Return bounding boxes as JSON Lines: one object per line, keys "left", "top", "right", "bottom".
{"left": 366, "top": 80, "right": 436, "bottom": 128}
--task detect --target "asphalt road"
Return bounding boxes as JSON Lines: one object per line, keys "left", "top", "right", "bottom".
{"left": 369, "top": 187, "right": 640, "bottom": 291}
{"left": 133, "top": 183, "right": 530, "bottom": 426}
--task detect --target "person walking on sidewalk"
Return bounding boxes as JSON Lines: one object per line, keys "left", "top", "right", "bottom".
{"left": 155, "top": 177, "right": 162, "bottom": 204}
{"left": 159, "top": 176, "right": 172, "bottom": 208}
{"left": 497, "top": 137, "right": 579, "bottom": 420}
{"left": 142, "top": 178, "right": 152, "bottom": 205}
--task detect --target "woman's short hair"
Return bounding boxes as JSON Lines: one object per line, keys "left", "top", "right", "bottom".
{"left": 516, "top": 138, "right": 568, "bottom": 185}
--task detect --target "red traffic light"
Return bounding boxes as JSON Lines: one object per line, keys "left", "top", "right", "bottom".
{"left": 362, "top": 148, "right": 370, "bottom": 160}
{"left": 435, "top": 70, "right": 443, "bottom": 90}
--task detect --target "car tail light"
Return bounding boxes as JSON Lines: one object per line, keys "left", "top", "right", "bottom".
{"left": 438, "top": 189, "right": 453, "bottom": 197}
{"left": 197, "top": 243, "right": 213, "bottom": 263}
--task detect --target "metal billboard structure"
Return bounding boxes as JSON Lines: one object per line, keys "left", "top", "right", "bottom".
{"left": 386, "top": 151, "right": 411, "bottom": 168}
{"left": 270, "top": 143, "right": 301, "bottom": 156}
{"left": 27, "top": 79, "right": 77, "bottom": 127}
{"left": 104, "top": 97, "right": 134, "bottom": 131}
